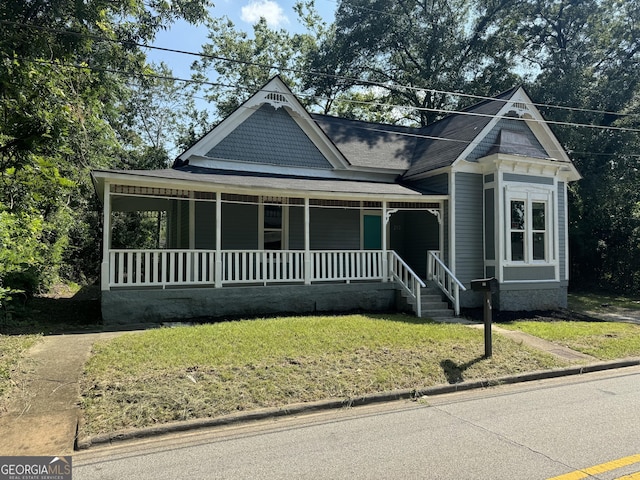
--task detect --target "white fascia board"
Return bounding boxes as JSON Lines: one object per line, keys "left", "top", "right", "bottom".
{"left": 187, "top": 156, "right": 404, "bottom": 182}
{"left": 477, "top": 153, "right": 580, "bottom": 182}
{"left": 92, "top": 170, "right": 446, "bottom": 203}
{"left": 178, "top": 77, "right": 351, "bottom": 171}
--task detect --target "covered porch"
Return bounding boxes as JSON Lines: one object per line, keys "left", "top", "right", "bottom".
{"left": 93, "top": 169, "right": 450, "bottom": 323}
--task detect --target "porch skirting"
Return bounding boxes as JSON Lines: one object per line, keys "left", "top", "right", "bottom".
{"left": 101, "top": 283, "right": 399, "bottom": 325}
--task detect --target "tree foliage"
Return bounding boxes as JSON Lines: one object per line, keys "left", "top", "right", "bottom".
{"left": 0, "top": 0, "right": 212, "bottom": 294}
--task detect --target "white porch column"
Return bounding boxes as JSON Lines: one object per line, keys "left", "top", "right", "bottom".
{"left": 382, "top": 201, "right": 388, "bottom": 282}
{"left": 215, "top": 192, "right": 222, "bottom": 288}
{"left": 101, "top": 182, "right": 111, "bottom": 291}
{"left": 304, "top": 197, "right": 311, "bottom": 284}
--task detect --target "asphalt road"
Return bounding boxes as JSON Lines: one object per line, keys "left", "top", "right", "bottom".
{"left": 74, "top": 366, "right": 640, "bottom": 480}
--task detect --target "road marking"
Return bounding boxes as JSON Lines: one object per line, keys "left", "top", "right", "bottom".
{"left": 616, "top": 472, "right": 640, "bottom": 480}
{"left": 548, "top": 454, "right": 640, "bottom": 480}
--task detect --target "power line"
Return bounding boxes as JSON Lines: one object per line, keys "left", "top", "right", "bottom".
{"left": 14, "top": 55, "right": 640, "bottom": 138}
{"left": 2, "top": 19, "right": 638, "bottom": 121}
{"left": 9, "top": 56, "right": 640, "bottom": 160}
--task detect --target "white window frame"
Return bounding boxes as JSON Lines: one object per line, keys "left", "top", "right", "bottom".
{"left": 504, "top": 186, "right": 555, "bottom": 265}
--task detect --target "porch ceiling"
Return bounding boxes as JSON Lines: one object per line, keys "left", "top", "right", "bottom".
{"left": 92, "top": 167, "right": 446, "bottom": 202}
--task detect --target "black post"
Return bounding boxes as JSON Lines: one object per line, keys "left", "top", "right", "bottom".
{"left": 484, "top": 291, "right": 492, "bottom": 358}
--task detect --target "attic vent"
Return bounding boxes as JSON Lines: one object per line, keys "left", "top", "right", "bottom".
{"left": 507, "top": 102, "right": 531, "bottom": 118}
{"left": 265, "top": 92, "right": 289, "bottom": 107}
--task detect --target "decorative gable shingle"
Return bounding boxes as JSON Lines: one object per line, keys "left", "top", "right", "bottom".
{"left": 206, "top": 104, "right": 333, "bottom": 169}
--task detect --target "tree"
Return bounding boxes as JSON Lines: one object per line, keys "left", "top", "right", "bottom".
{"left": 0, "top": 0, "right": 212, "bottom": 293}
{"left": 304, "top": 0, "right": 520, "bottom": 126}
{"left": 192, "top": 1, "right": 330, "bottom": 120}
{"left": 489, "top": 0, "right": 640, "bottom": 292}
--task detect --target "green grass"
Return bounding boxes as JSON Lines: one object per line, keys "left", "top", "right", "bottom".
{"left": 0, "top": 334, "right": 41, "bottom": 405}
{"left": 80, "top": 314, "right": 568, "bottom": 436}
{"left": 500, "top": 320, "right": 640, "bottom": 360}
{"left": 568, "top": 292, "right": 640, "bottom": 312}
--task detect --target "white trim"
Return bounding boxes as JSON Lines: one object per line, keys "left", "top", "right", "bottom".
{"left": 449, "top": 171, "right": 456, "bottom": 274}
{"left": 101, "top": 181, "right": 111, "bottom": 291}
{"left": 563, "top": 182, "right": 569, "bottom": 281}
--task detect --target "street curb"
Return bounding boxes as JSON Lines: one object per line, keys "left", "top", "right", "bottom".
{"left": 76, "top": 358, "right": 640, "bottom": 450}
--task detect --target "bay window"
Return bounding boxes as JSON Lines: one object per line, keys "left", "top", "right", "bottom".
{"left": 506, "top": 187, "right": 553, "bottom": 264}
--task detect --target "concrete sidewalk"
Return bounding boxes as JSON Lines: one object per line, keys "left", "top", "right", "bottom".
{"left": 0, "top": 332, "right": 121, "bottom": 455}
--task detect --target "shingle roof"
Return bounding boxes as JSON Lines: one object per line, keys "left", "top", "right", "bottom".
{"left": 403, "top": 87, "right": 520, "bottom": 178}
{"left": 309, "top": 87, "right": 522, "bottom": 179}
{"left": 310, "top": 114, "right": 419, "bottom": 171}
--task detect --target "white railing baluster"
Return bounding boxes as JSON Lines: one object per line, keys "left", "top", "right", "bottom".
{"left": 426, "top": 250, "right": 466, "bottom": 316}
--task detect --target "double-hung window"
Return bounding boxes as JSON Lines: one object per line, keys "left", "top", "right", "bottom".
{"left": 506, "top": 187, "right": 552, "bottom": 264}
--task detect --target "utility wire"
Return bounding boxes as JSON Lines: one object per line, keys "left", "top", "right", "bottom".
{"left": 10, "top": 56, "right": 640, "bottom": 159}
{"left": 2, "top": 19, "right": 638, "bottom": 121}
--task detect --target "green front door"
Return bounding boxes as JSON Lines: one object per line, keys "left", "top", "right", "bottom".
{"left": 363, "top": 214, "right": 382, "bottom": 250}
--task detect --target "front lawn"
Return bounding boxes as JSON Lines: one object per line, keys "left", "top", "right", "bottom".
{"left": 80, "top": 314, "right": 567, "bottom": 436}
{"left": 500, "top": 320, "right": 640, "bottom": 360}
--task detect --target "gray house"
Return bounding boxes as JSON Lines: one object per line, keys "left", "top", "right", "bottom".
{"left": 92, "top": 76, "right": 580, "bottom": 325}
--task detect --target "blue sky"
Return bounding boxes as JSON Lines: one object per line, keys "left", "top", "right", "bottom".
{"left": 148, "top": 0, "right": 336, "bottom": 79}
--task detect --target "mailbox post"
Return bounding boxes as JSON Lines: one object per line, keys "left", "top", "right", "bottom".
{"left": 470, "top": 278, "right": 498, "bottom": 358}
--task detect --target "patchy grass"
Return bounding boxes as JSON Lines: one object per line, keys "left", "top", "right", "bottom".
{"left": 80, "top": 314, "right": 568, "bottom": 436}
{"left": 568, "top": 292, "right": 640, "bottom": 313}
{"left": 0, "top": 334, "right": 41, "bottom": 410}
{"left": 500, "top": 320, "right": 640, "bottom": 360}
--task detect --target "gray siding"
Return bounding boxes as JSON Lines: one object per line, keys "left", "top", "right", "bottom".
{"left": 484, "top": 188, "right": 495, "bottom": 260}
{"left": 310, "top": 208, "right": 359, "bottom": 250}
{"left": 195, "top": 201, "right": 216, "bottom": 249}
{"left": 455, "top": 173, "right": 484, "bottom": 305}
{"left": 558, "top": 182, "right": 566, "bottom": 280}
{"left": 503, "top": 173, "right": 554, "bottom": 185}
{"left": 206, "top": 104, "right": 332, "bottom": 169}
{"left": 503, "top": 266, "right": 556, "bottom": 281}
{"left": 222, "top": 203, "right": 258, "bottom": 249}
{"left": 407, "top": 173, "right": 448, "bottom": 194}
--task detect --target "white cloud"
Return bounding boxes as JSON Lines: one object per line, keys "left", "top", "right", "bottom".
{"left": 241, "top": 0, "right": 289, "bottom": 28}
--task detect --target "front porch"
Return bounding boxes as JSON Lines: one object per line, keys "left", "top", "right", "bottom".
{"left": 93, "top": 169, "right": 460, "bottom": 324}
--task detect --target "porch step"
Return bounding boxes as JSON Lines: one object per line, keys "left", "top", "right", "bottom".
{"left": 399, "top": 284, "right": 456, "bottom": 319}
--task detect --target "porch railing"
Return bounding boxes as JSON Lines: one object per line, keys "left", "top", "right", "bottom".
{"left": 427, "top": 250, "right": 466, "bottom": 315}
{"left": 108, "top": 249, "right": 386, "bottom": 288}
{"left": 388, "top": 251, "right": 425, "bottom": 317}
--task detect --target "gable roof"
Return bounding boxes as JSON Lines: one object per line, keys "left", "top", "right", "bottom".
{"left": 177, "top": 78, "right": 579, "bottom": 183}
{"left": 403, "top": 87, "right": 519, "bottom": 179}
{"left": 177, "top": 76, "right": 351, "bottom": 171}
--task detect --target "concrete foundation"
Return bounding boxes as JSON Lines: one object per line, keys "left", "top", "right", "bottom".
{"left": 101, "top": 283, "right": 398, "bottom": 325}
